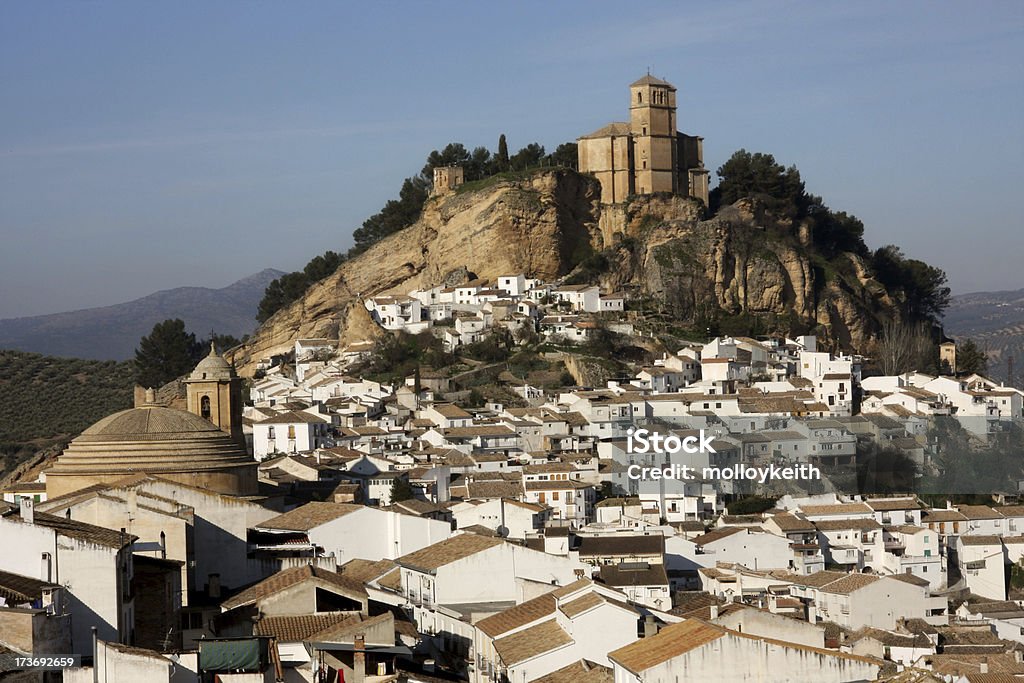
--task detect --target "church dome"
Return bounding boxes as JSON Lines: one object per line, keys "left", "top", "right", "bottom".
{"left": 188, "top": 343, "right": 235, "bottom": 382}
{"left": 46, "top": 405, "right": 257, "bottom": 498}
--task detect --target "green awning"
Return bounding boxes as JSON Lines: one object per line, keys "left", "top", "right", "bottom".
{"left": 199, "top": 638, "right": 267, "bottom": 672}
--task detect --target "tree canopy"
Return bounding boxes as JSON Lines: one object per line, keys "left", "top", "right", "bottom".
{"left": 134, "top": 319, "right": 202, "bottom": 388}
{"left": 956, "top": 339, "right": 988, "bottom": 376}
{"left": 871, "top": 245, "right": 951, "bottom": 322}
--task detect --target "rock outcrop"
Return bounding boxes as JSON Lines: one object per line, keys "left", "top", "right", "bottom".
{"left": 230, "top": 169, "right": 901, "bottom": 375}
{"left": 228, "top": 170, "right": 603, "bottom": 374}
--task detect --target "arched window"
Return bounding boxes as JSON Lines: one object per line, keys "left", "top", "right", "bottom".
{"left": 200, "top": 396, "right": 211, "bottom": 419}
{"left": 637, "top": 92, "right": 642, "bottom": 103}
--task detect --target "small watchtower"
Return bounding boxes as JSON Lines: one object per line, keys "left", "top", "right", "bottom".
{"left": 432, "top": 166, "right": 465, "bottom": 195}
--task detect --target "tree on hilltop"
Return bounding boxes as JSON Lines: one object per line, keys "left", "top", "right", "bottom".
{"left": 496, "top": 134, "right": 510, "bottom": 172}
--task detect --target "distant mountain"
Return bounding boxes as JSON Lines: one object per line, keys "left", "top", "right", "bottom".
{"left": 944, "top": 288, "right": 1024, "bottom": 386}
{"left": 0, "top": 268, "right": 285, "bottom": 361}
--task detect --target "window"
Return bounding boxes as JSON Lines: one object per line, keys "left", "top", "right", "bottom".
{"left": 268, "top": 426, "right": 275, "bottom": 438}
{"left": 200, "top": 396, "right": 211, "bottom": 419}
{"left": 288, "top": 425, "right": 296, "bottom": 439}
{"left": 552, "top": 491, "right": 559, "bottom": 501}
{"left": 638, "top": 92, "right": 642, "bottom": 103}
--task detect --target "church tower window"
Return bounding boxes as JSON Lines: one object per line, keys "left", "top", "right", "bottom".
{"left": 200, "top": 396, "right": 211, "bottom": 419}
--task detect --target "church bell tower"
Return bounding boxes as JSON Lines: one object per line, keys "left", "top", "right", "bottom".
{"left": 185, "top": 343, "right": 244, "bottom": 444}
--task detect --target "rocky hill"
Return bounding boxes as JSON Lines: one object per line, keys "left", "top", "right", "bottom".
{"left": 0, "top": 268, "right": 285, "bottom": 360}
{"left": 229, "top": 169, "right": 904, "bottom": 375}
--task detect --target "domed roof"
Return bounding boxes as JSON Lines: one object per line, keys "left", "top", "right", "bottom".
{"left": 187, "top": 343, "right": 236, "bottom": 382}
{"left": 81, "top": 405, "right": 227, "bottom": 439}
{"left": 49, "top": 405, "right": 254, "bottom": 480}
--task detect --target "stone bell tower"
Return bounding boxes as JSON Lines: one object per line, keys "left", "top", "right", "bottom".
{"left": 185, "top": 343, "right": 244, "bottom": 444}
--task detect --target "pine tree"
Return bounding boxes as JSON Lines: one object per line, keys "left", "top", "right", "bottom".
{"left": 133, "top": 319, "right": 201, "bottom": 388}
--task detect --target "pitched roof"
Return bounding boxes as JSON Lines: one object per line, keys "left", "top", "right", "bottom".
{"left": 865, "top": 497, "right": 924, "bottom": 511}
{"left": 254, "top": 613, "right": 356, "bottom": 642}
{"left": 257, "top": 502, "right": 364, "bottom": 531}
{"left": 533, "top": 660, "right": 613, "bottom": 683}
{"left": 597, "top": 563, "right": 669, "bottom": 588}
{"left": 493, "top": 619, "right": 573, "bottom": 666}
{"left": 337, "top": 558, "right": 397, "bottom": 585}
{"left": 693, "top": 527, "right": 745, "bottom": 546}
{"left": 476, "top": 593, "right": 556, "bottom": 638}
{"left": 1, "top": 508, "right": 136, "bottom": 549}
{"left": 312, "top": 612, "right": 395, "bottom": 644}
{"left": 221, "top": 565, "right": 366, "bottom": 610}
{"left": 609, "top": 619, "right": 725, "bottom": 674}
{"left": 0, "top": 569, "right": 58, "bottom": 603}
{"left": 397, "top": 534, "right": 504, "bottom": 573}
{"left": 800, "top": 502, "right": 873, "bottom": 516}
{"left": 575, "top": 534, "right": 664, "bottom": 557}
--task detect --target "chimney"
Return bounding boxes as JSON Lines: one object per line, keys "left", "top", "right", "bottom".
{"left": 19, "top": 498, "right": 34, "bottom": 524}
{"left": 643, "top": 615, "right": 657, "bottom": 638}
{"left": 710, "top": 604, "right": 719, "bottom": 620}
{"left": 980, "top": 657, "right": 989, "bottom": 674}
{"left": 353, "top": 634, "right": 366, "bottom": 683}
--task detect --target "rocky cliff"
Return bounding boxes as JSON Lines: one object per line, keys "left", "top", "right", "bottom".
{"left": 230, "top": 169, "right": 900, "bottom": 375}
{"left": 228, "top": 170, "right": 603, "bottom": 373}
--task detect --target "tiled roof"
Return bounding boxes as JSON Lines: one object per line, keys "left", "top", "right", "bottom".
{"left": 793, "top": 570, "right": 849, "bottom": 588}
{"left": 769, "top": 513, "right": 815, "bottom": 532}
{"left": 958, "top": 505, "right": 1004, "bottom": 520}
{"left": 922, "top": 509, "right": 968, "bottom": 523}
{"left": 960, "top": 535, "right": 1003, "bottom": 546}
{"left": 493, "top": 619, "right": 573, "bottom": 666}
{"left": 254, "top": 613, "right": 356, "bottom": 642}
{"left": 865, "top": 497, "right": 924, "bottom": 511}
{"left": 397, "top": 534, "right": 503, "bottom": 573}
{"left": 378, "top": 568, "right": 402, "bottom": 591}
{"left": 222, "top": 565, "right": 365, "bottom": 610}
{"left": 258, "top": 502, "right": 364, "bottom": 531}
{"left": 597, "top": 563, "right": 668, "bottom": 588}
{"left": 693, "top": 527, "right": 745, "bottom": 546}
{"left": 312, "top": 612, "right": 395, "bottom": 644}
{"left": 338, "top": 558, "right": 397, "bottom": 585}
{"left": 800, "top": 502, "right": 873, "bottom": 516}
{"left": 0, "top": 569, "right": 58, "bottom": 603}
{"left": 533, "top": 660, "right": 613, "bottom": 683}
{"left": 609, "top": 619, "right": 725, "bottom": 674}
{"left": 558, "top": 592, "right": 605, "bottom": 618}
{"left": 2, "top": 509, "right": 137, "bottom": 549}
{"left": 820, "top": 574, "right": 879, "bottom": 595}
{"left": 476, "top": 593, "right": 556, "bottom": 638}
{"left": 576, "top": 534, "right": 664, "bottom": 557}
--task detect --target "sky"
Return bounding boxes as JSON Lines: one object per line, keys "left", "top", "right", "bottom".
{"left": 1, "top": 1, "right": 1022, "bottom": 318}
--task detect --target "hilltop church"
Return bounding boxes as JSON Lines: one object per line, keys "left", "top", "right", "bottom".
{"left": 578, "top": 75, "right": 709, "bottom": 206}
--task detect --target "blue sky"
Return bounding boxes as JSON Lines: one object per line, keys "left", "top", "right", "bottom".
{"left": 1, "top": 1, "right": 1021, "bottom": 318}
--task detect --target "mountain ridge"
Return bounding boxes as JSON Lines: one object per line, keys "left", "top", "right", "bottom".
{"left": 0, "top": 268, "right": 285, "bottom": 361}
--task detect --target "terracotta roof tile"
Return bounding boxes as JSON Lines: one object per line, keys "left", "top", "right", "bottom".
{"left": 476, "top": 593, "right": 556, "bottom": 638}
{"left": 222, "top": 565, "right": 365, "bottom": 610}
{"left": 254, "top": 613, "right": 355, "bottom": 642}
{"left": 493, "top": 619, "right": 573, "bottom": 665}
{"left": 258, "top": 502, "right": 364, "bottom": 531}
{"left": 397, "top": 534, "right": 503, "bottom": 573}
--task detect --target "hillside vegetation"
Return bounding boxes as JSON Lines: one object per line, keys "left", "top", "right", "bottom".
{"left": 0, "top": 350, "right": 134, "bottom": 476}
